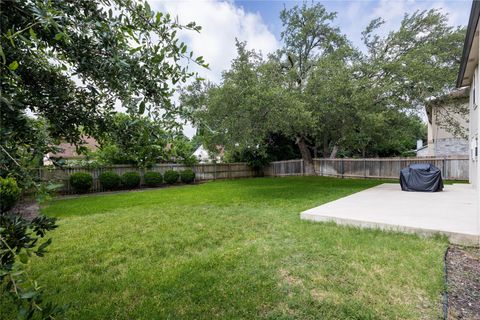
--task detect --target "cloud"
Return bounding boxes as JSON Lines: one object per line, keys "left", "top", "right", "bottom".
{"left": 151, "top": 0, "right": 279, "bottom": 83}
{"left": 150, "top": 0, "right": 279, "bottom": 137}
{"left": 339, "top": 0, "right": 470, "bottom": 50}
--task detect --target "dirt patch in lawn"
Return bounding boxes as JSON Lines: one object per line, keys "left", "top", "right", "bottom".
{"left": 7, "top": 199, "right": 40, "bottom": 220}
{"left": 446, "top": 245, "right": 480, "bottom": 319}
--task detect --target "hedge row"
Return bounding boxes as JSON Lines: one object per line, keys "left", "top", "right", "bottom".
{"left": 69, "top": 169, "right": 196, "bottom": 193}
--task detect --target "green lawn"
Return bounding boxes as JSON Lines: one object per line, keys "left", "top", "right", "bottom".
{"left": 2, "top": 177, "right": 448, "bottom": 319}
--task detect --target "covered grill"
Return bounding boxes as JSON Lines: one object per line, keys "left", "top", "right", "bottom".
{"left": 400, "top": 163, "right": 444, "bottom": 192}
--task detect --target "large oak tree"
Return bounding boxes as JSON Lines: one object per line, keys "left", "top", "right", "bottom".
{"left": 182, "top": 3, "right": 464, "bottom": 172}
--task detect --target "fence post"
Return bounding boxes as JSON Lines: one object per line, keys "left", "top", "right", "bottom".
{"left": 364, "top": 159, "right": 367, "bottom": 179}
{"left": 379, "top": 160, "right": 382, "bottom": 178}
{"left": 341, "top": 159, "right": 344, "bottom": 179}
{"left": 443, "top": 157, "right": 446, "bottom": 179}
{"left": 301, "top": 159, "right": 304, "bottom": 176}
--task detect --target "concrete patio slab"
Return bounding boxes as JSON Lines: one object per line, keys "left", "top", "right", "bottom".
{"left": 301, "top": 183, "right": 479, "bottom": 245}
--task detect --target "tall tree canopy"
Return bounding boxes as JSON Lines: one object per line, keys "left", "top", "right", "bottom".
{"left": 182, "top": 3, "right": 464, "bottom": 171}
{"left": 360, "top": 10, "right": 466, "bottom": 111}
{"left": 1, "top": 0, "right": 206, "bottom": 183}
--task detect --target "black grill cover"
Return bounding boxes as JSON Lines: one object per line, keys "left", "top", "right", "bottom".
{"left": 399, "top": 163, "right": 443, "bottom": 192}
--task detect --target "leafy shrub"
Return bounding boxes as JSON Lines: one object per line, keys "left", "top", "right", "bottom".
{"left": 121, "top": 172, "right": 141, "bottom": 189}
{"left": 180, "top": 169, "right": 196, "bottom": 184}
{"left": 0, "top": 176, "right": 21, "bottom": 212}
{"left": 69, "top": 172, "right": 93, "bottom": 193}
{"left": 99, "top": 171, "right": 121, "bottom": 190}
{"left": 0, "top": 214, "right": 60, "bottom": 318}
{"left": 143, "top": 171, "right": 163, "bottom": 187}
{"left": 164, "top": 170, "right": 179, "bottom": 184}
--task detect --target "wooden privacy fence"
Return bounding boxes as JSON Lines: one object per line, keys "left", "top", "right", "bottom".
{"left": 37, "top": 157, "right": 469, "bottom": 193}
{"left": 267, "top": 157, "right": 469, "bottom": 180}
{"left": 37, "top": 163, "right": 255, "bottom": 193}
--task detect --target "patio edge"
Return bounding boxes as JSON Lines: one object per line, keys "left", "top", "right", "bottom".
{"left": 300, "top": 211, "right": 480, "bottom": 246}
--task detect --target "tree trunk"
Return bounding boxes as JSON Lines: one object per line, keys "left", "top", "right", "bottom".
{"left": 296, "top": 136, "right": 314, "bottom": 174}
{"left": 329, "top": 144, "right": 339, "bottom": 159}
{"left": 323, "top": 136, "right": 329, "bottom": 158}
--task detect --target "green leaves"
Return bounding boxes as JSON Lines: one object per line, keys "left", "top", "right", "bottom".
{"left": 1, "top": 1, "right": 208, "bottom": 317}
{"left": 182, "top": 3, "right": 457, "bottom": 162}
{"left": 0, "top": 45, "right": 5, "bottom": 64}
{"left": 138, "top": 100, "right": 146, "bottom": 114}
{"left": 1, "top": 213, "right": 61, "bottom": 318}
{"left": 28, "top": 28, "right": 37, "bottom": 40}
{"left": 1, "top": 0, "right": 207, "bottom": 189}
{"left": 18, "top": 251, "right": 29, "bottom": 264}
{"left": 8, "top": 60, "right": 19, "bottom": 71}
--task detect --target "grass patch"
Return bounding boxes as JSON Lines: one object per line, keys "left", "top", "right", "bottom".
{"left": 2, "top": 177, "right": 447, "bottom": 319}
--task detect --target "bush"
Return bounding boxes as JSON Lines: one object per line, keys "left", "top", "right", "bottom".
{"left": 143, "top": 171, "right": 163, "bottom": 187}
{"left": 99, "top": 171, "right": 121, "bottom": 190}
{"left": 121, "top": 171, "right": 141, "bottom": 189}
{"left": 180, "top": 169, "right": 196, "bottom": 184}
{"left": 69, "top": 172, "right": 93, "bottom": 193}
{"left": 0, "top": 176, "right": 21, "bottom": 212}
{"left": 164, "top": 170, "right": 179, "bottom": 184}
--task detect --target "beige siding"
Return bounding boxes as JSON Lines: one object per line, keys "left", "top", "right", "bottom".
{"left": 425, "top": 97, "right": 469, "bottom": 157}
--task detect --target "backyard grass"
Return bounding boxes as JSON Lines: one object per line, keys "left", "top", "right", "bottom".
{"left": 1, "top": 177, "right": 448, "bottom": 319}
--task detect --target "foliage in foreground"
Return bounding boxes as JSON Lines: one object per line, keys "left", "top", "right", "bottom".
{"left": 0, "top": 173, "right": 63, "bottom": 319}
{"left": 1, "top": 1, "right": 206, "bottom": 318}
{"left": 1, "top": 0, "right": 205, "bottom": 182}
{"left": 1, "top": 211, "right": 59, "bottom": 318}
{"left": 0, "top": 176, "right": 21, "bottom": 212}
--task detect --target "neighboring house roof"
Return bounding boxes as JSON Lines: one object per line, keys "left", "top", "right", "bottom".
{"left": 48, "top": 136, "right": 99, "bottom": 159}
{"left": 192, "top": 145, "right": 210, "bottom": 160}
{"left": 457, "top": 0, "right": 480, "bottom": 87}
{"left": 192, "top": 145, "right": 225, "bottom": 162}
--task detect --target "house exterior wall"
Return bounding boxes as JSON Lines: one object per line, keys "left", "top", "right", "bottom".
{"left": 457, "top": 0, "right": 480, "bottom": 245}
{"left": 424, "top": 99, "right": 469, "bottom": 157}
{"left": 469, "top": 65, "right": 479, "bottom": 186}
{"left": 416, "top": 146, "right": 429, "bottom": 157}
{"left": 434, "top": 138, "right": 469, "bottom": 157}
{"left": 426, "top": 118, "right": 434, "bottom": 156}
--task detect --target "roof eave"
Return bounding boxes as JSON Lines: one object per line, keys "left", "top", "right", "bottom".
{"left": 457, "top": 0, "right": 480, "bottom": 88}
